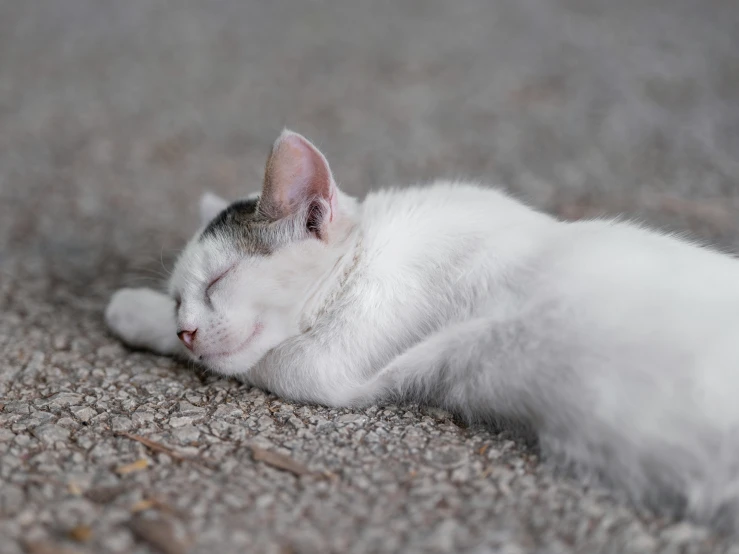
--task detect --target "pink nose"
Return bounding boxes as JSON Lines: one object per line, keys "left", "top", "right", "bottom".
{"left": 177, "top": 329, "right": 197, "bottom": 351}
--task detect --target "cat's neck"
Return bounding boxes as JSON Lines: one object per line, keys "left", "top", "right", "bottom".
{"left": 298, "top": 194, "right": 362, "bottom": 333}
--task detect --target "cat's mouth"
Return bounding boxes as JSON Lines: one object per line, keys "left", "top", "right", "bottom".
{"left": 201, "top": 321, "right": 264, "bottom": 360}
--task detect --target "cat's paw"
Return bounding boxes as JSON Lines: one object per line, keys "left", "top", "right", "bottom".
{"left": 105, "top": 287, "right": 178, "bottom": 354}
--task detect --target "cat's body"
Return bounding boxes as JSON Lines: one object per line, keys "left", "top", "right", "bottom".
{"left": 106, "top": 130, "right": 739, "bottom": 530}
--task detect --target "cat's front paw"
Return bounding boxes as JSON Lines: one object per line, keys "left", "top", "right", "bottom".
{"left": 105, "top": 287, "right": 178, "bottom": 355}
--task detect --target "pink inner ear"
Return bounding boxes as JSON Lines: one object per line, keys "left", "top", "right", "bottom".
{"left": 261, "top": 132, "right": 336, "bottom": 221}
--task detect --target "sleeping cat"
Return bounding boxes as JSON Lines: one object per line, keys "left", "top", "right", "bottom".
{"left": 106, "top": 129, "right": 739, "bottom": 531}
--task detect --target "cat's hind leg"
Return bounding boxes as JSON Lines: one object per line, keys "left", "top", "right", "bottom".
{"left": 105, "top": 287, "right": 185, "bottom": 357}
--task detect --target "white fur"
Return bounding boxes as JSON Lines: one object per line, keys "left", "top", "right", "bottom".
{"left": 105, "top": 287, "right": 183, "bottom": 355}
{"left": 106, "top": 131, "right": 739, "bottom": 530}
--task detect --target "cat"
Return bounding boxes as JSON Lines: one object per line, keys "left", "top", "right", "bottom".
{"left": 106, "top": 129, "right": 739, "bottom": 531}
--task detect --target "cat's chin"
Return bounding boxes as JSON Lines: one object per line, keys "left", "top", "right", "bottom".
{"left": 199, "top": 352, "right": 260, "bottom": 378}
{"left": 198, "top": 338, "right": 271, "bottom": 378}
{"left": 199, "top": 317, "right": 299, "bottom": 378}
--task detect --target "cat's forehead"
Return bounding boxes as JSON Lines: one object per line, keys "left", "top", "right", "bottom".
{"left": 201, "top": 198, "right": 260, "bottom": 240}
{"left": 170, "top": 197, "right": 307, "bottom": 295}
{"left": 199, "top": 197, "right": 303, "bottom": 257}
{"left": 170, "top": 234, "right": 233, "bottom": 290}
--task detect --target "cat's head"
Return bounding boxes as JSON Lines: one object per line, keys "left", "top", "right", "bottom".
{"left": 168, "top": 130, "right": 356, "bottom": 376}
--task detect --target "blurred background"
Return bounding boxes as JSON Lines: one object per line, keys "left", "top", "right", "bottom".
{"left": 1, "top": 1, "right": 739, "bottom": 552}
{"left": 1, "top": 0, "right": 738, "bottom": 284}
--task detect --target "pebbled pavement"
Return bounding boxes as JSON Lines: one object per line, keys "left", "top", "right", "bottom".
{"left": 1, "top": 0, "right": 739, "bottom": 552}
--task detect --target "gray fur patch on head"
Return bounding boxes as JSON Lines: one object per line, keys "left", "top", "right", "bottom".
{"left": 200, "top": 197, "right": 310, "bottom": 255}
{"left": 202, "top": 198, "right": 260, "bottom": 237}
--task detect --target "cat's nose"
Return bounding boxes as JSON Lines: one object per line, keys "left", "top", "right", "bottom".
{"left": 177, "top": 329, "right": 197, "bottom": 351}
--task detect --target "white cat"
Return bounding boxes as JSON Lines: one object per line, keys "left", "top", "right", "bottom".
{"left": 106, "top": 129, "right": 739, "bottom": 531}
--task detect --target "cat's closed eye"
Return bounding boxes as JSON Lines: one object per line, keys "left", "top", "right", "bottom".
{"left": 206, "top": 264, "right": 236, "bottom": 299}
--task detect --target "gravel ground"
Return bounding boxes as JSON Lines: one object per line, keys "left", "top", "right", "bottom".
{"left": 1, "top": 0, "right": 739, "bottom": 552}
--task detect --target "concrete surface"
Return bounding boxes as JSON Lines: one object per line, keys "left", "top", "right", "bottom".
{"left": 1, "top": 0, "right": 739, "bottom": 552}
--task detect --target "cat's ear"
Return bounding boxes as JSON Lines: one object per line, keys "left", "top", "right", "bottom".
{"left": 199, "top": 192, "right": 229, "bottom": 226}
{"left": 259, "top": 129, "right": 338, "bottom": 238}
